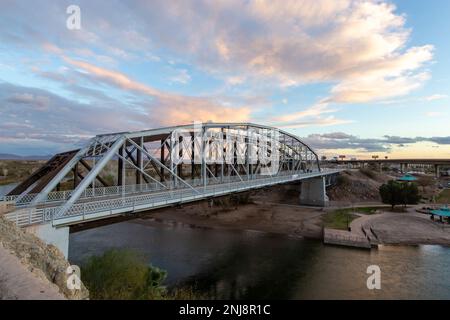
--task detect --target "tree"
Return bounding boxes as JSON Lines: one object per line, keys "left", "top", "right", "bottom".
{"left": 401, "top": 182, "right": 420, "bottom": 207}
{"left": 379, "top": 180, "right": 420, "bottom": 210}
{"left": 379, "top": 180, "right": 403, "bottom": 209}
{"left": 417, "top": 176, "right": 434, "bottom": 193}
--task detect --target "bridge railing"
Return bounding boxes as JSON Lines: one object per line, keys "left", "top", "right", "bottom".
{"left": 48, "top": 170, "right": 333, "bottom": 222}
{"left": 5, "top": 169, "right": 341, "bottom": 227}
{"left": 1, "top": 169, "right": 320, "bottom": 207}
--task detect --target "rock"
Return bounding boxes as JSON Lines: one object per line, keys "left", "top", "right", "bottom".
{"left": 0, "top": 216, "right": 89, "bottom": 299}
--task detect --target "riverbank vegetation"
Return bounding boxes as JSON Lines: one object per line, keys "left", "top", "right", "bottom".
{"left": 81, "top": 249, "right": 205, "bottom": 300}
{"left": 379, "top": 180, "right": 420, "bottom": 209}
{"left": 322, "top": 210, "right": 359, "bottom": 230}
{"left": 322, "top": 206, "right": 386, "bottom": 230}
{"left": 436, "top": 189, "right": 450, "bottom": 204}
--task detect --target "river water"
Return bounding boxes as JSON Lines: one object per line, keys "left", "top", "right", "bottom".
{"left": 0, "top": 183, "right": 17, "bottom": 197}
{"left": 69, "top": 219, "right": 450, "bottom": 299}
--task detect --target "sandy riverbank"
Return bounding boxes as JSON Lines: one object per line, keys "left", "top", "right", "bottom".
{"left": 135, "top": 201, "right": 450, "bottom": 247}
{"left": 137, "top": 201, "right": 327, "bottom": 239}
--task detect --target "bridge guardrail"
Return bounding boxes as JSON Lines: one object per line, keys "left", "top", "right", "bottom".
{"left": 2, "top": 173, "right": 280, "bottom": 207}
{"left": 5, "top": 169, "right": 341, "bottom": 227}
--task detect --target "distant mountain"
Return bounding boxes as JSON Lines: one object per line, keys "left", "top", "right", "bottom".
{"left": 0, "top": 153, "right": 51, "bottom": 160}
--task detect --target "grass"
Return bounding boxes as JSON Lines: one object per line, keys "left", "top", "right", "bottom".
{"left": 322, "top": 206, "right": 385, "bottom": 230}
{"left": 322, "top": 210, "right": 359, "bottom": 230}
{"left": 436, "top": 189, "right": 450, "bottom": 204}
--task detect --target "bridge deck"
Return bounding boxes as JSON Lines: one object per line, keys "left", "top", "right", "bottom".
{"left": 4, "top": 170, "right": 340, "bottom": 227}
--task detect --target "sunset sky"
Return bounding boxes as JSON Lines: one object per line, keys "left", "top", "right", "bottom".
{"left": 0, "top": 0, "right": 449, "bottom": 158}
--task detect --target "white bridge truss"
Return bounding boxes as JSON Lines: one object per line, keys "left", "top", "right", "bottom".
{"left": 2, "top": 123, "right": 339, "bottom": 227}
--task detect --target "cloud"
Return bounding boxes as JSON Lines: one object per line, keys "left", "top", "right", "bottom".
{"left": 169, "top": 69, "right": 191, "bottom": 84}
{"left": 329, "top": 70, "right": 431, "bottom": 103}
{"left": 273, "top": 102, "right": 336, "bottom": 122}
{"left": 424, "top": 94, "right": 448, "bottom": 101}
{"left": 302, "top": 132, "right": 450, "bottom": 153}
{"left": 0, "top": 80, "right": 247, "bottom": 155}
{"left": 425, "top": 111, "right": 442, "bottom": 117}
{"left": 270, "top": 101, "right": 351, "bottom": 128}
{"left": 62, "top": 58, "right": 251, "bottom": 125}
{"left": 1, "top": 0, "right": 433, "bottom": 104}
{"left": 276, "top": 116, "right": 353, "bottom": 129}
{"left": 0, "top": 82, "right": 143, "bottom": 154}
{"left": 125, "top": 0, "right": 433, "bottom": 102}
{"left": 0, "top": 0, "right": 440, "bottom": 154}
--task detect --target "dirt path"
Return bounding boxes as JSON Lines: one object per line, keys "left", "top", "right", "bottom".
{"left": 349, "top": 209, "right": 450, "bottom": 246}
{"left": 0, "top": 244, "right": 65, "bottom": 300}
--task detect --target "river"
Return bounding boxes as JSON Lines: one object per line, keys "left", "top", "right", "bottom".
{"left": 69, "top": 219, "right": 450, "bottom": 299}
{"left": 0, "top": 183, "right": 17, "bottom": 197}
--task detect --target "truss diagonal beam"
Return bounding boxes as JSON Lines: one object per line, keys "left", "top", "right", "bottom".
{"left": 126, "top": 138, "right": 200, "bottom": 194}
{"left": 55, "top": 136, "right": 126, "bottom": 218}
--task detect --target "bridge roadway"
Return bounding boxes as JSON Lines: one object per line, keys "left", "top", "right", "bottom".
{"left": 334, "top": 159, "right": 450, "bottom": 165}
{"left": 5, "top": 169, "right": 340, "bottom": 228}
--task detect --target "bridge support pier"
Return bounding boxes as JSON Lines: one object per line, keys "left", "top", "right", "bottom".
{"left": 299, "top": 176, "right": 329, "bottom": 207}
{"left": 435, "top": 164, "right": 441, "bottom": 178}
{"left": 25, "top": 223, "right": 70, "bottom": 258}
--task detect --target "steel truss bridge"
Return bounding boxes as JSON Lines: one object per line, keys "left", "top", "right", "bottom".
{"left": 2, "top": 123, "right": 339, "bottom": 228}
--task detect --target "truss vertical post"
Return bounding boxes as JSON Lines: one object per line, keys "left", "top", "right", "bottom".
{"left": 119, "top": 143, "right": 126, "bottom": 196}
{"left": 221, "top": 128, "right": 224, "bottom": 183}
{"left": 191, "top": 132, "right": 195, "bottom": 180}
{"left": 91, "top": 157, "right": 96, "bottom": 193}
{"left": 73, "top": 162, "right": 79, "bottom": 189}
{"left": 118, "top": 146, "right": 124, "bottom": 186}
{"left": 178, "top": 135, "right": 183, "bottom": 182}
{"left": 246, "top": 126, "right": 250, "bottom": 181}
{"left": 160, "top": 139, "right": 165, "bottom": 182}
{"left": 136, "top": 137, "right": 143, "bottom": 185}
{"left": 170, "top": 132, "right": 177, "bottom": 188}
{"left": 201, "top": 125, "right": 207, "bottom": 190}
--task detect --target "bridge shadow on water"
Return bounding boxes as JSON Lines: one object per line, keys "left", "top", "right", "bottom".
{"left": 172, "top": 234, "right": 322, "bottom": 300}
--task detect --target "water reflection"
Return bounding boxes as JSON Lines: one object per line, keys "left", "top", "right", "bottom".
{"left": 69, "top": 219, "right": 450, "bottom": 299}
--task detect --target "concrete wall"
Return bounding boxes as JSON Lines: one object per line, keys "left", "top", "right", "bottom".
{"left": 299, "top": 176, "right": 329, "bottom": 207}
{"left": 25, "top": 223, "right": 70, "bottom": 258}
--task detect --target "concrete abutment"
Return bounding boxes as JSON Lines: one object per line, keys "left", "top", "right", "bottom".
{"left": 25, "top": 223, "right": 70, "bottom": 258}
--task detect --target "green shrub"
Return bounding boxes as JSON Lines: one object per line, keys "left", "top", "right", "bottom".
{"left": 81, "top": 249, "right": 167, "bottom": 300}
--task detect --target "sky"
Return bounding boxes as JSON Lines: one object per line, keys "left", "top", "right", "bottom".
{"left": 0, "top": 0, "right": 449, "bottom": 159}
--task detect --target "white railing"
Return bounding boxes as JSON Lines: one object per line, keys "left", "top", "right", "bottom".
{"left": 5, "top": 169, "right": 341, "bottom": 227}
{"left": 1, "top": 171, "right": 313, "bottom": 207}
